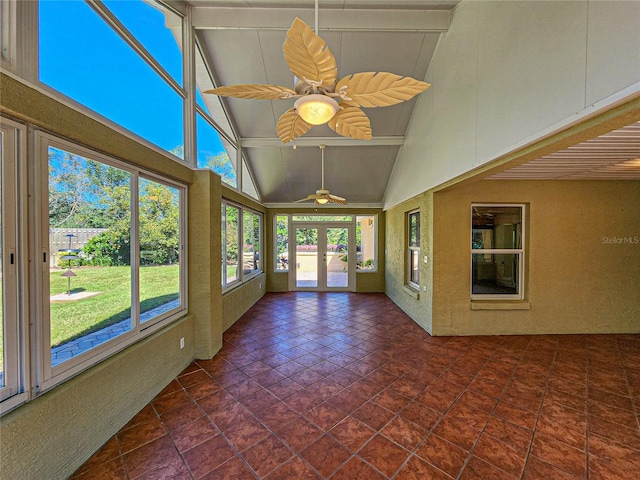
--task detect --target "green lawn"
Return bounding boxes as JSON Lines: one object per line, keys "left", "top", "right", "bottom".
{"left": 1, "top": 265, "right": 178, "bottom": 372}
{"left": 50, "top": 265, "right": 179, "bottom": 347}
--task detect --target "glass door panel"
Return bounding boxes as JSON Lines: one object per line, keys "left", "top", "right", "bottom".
{"left": 295, "top": 227, "right": 318, "bottom": 288}
{"left": 293, "top": 224, "right": 353, "bottom": 291}
{"left": 326, "top": 227, "right": 349, "bottom": 288}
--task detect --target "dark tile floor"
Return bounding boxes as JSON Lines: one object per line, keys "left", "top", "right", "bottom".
{"left": 72, "top": 292, "right": 640, "bottom": 479}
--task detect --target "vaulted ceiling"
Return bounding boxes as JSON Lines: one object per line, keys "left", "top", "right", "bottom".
{"left": 185, "top": 0, "right": 640, "bottom": 207}
{"left": 187, "top": 0, "right": 460, "bottom": 206}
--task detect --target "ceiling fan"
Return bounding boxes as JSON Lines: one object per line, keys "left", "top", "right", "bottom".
{"left": 295, "top": 145, "right": 346, "bottom": 205}
{"left": 205, "top": 14, "right": 430, "bottom": 143}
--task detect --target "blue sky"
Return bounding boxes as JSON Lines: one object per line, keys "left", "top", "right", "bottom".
{"left": 39, "top": 0, "right": 224, "bottom": 161}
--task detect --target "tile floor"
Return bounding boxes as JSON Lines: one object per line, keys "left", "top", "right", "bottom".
{"left": 72, "top": 292, "right": 640, "bottom": 479}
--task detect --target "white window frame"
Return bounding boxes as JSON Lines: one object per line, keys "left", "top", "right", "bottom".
{"left": 221, "top": 201, "right": 240, "bottom": 289}
{"left": 471, "top": 203, "right": 525, "bottom": 301}
{"left": 222, "top": 200, "right": 263, "bottom": 291}
{"left": 407, "top": 210, "right": 420, "bottom": 289}
{"left": 34, "top": 132, "right": 187, "bottom": 392}
{"left": 34, "top": 0, "right": 189, "bottom": 164}
{"left": 0, "top": 117, "right": 29, "bottom": 413}
{"left": 241, "top": 208, "right": 262, "bottom": 278}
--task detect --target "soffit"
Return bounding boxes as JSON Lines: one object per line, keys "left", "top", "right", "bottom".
{"left": 487, "top": 121, "right": 640, "bottom": 181}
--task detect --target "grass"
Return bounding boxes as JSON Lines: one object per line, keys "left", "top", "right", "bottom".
{"left": 1, "top": 265, "right": 179, "bottom": 373}
{"left": 50, "top": 265, "right": 179, "bottom": 347}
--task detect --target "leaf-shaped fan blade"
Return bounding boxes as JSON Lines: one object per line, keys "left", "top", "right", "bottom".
{"left": 283, "top": 18, "right": 338, "bottom": 88}
{"left": 295, "top": 195, "right": 317, "bottom": 203}
{"left": 205, "top": 84, "right": 297, "bottom": 100}
{"left": 329, "top": 194, "right": 346, "bottom": 203}
{"left": 327, "top": 106, "right": 372, "bottom": 140}
{"left": 335, "top": 72, "right": 430, "bottom": 108}
{"left": 277, "top": 108, "right": 313, "bottom": 143}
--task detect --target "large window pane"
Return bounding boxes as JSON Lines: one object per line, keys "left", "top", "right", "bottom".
{"left": 102, "top": 0, "right": 183, "bottom": 86}
{"left": 410, "top": 249, "right": 420, "bottom": 285}
{"left": 242, "top": 211, "right": 256, "bottom": 274}
{"left": 275, "top": 215, "right": 288, "bottom": 272}
{"left": 472, "top": 253, "right": 520, "bottom": 295}
{"left": 197, "top": 113, "right": 237, "bottom": 187}
{"left": 472, "top": 206, "right": 522, "bottom": 249}
{"left": 224, "top": 205, "right": 239, "bottom": 285}
{"left": 356, "top": 215, "right": 376, "bottom": 271}
{"left": 49, "top": 147, "right": 132, "bottom": 366}
{"left": 139, "top": 178, "right": 181, "bottom": 324}
{"left": 39, "top": 1, "right": 184, "bottom": 157}
{"left": 254, "top": 213, "right": 261, "bottom": 272}
{"left": 409, "top": 211, "right": 420, "bottom": 247}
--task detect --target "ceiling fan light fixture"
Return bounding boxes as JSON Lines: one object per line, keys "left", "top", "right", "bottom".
{"left": 316, "top": 197, "right": 329, "bottom": 204}
{"left": 294, "top": 94, "right": 338, "bottom": 125}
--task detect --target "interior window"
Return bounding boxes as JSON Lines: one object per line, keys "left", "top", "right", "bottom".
{"left": 471, "top": 204, "right": 525, "bottom": 299}
{"left": 407, "top": 210, "right": 420, "bottom": 288}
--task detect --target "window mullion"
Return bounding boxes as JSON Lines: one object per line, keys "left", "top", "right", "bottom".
{"left": 86, "top": 0, "right": 186, "bottom": 98}
{"left": 131, "top": 173, "right": 140, "bottom": 331}
{"left": 182, "top": 3, "right": 197, "bottom": 167}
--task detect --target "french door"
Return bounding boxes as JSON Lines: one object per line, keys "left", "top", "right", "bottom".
{"left": 290, "top": 223, "right": 354, "bottom": 291}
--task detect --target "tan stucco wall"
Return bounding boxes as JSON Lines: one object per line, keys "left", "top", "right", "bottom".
{"left": 431, "top": 180, "right": 640, "bottom": 335}
{"left": 223, "top": 274, "right": 267, "bottom": 331}
{"left": 0, "top": 316, "right": 194, "bottom": 480}
{"left": 0, "top": 73, "right": 264, "bottom": 476}
{"left": 265, "top": 208, "right": 386, "bottom": 293}
{"left": 385, "top": 0, "right": 640, "bottom": 208}
{"left": 384, "top": 193, "right": 434, "bottom": 334}
{"left": 189, "top": 170, "right": 223, "bottom": 358}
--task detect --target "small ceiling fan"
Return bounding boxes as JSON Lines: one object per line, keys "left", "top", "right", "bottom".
{"left": 295, "top": 145, "right": 346, "bottom": 205}
{"left": 205, "top": 12, "right": 430, "bottom": 143}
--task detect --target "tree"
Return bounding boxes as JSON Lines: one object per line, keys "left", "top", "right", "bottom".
{"left": 48, "top": 147, "right": 179, "bottom": 267}
{"left": 203, "top": 152, "right": 236, "bottom": 187}
{"left": 139, "top": 179, "right": 180, "bottom": 265}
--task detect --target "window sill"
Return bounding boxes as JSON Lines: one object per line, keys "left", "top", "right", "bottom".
{"left": 470, "top": 301, "right": 530, "bottom": 311}
{"left": 403, "top": 285, "right": 420, "bottom": 300}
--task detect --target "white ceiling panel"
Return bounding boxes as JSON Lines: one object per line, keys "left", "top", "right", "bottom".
{"left": 487, "top": 122, "right": 640, "bottom": 181}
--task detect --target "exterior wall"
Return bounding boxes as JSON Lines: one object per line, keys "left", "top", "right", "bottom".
{"left": 265, "top": 208, "right": 386, "bottom": 293}
{"left": 385, "top": 0, "right": 640, "bottom": 208}
{"left": 220, "top": 185, "right": 267, "bottom": 331}
{"left": 222, "top": 274, "right": 267, "bottom": 331}
{"left": 432, "top": 180, "right": 640, "bottom": 335}
{"left": 189, "top": 169, "right": 223, "bottom": 358}
{"left": 0, "top": 73, "right": 238, "bottom": 476}
{"left": 384, "top": 193, "right": 434, "bottom": 334}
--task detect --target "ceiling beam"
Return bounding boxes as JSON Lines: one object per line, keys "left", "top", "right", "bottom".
{"left": 239, "top": 136, "right": 405, "bottom": 148}
{"left": 172, "top": 8, "right": 450, "bottom": 32}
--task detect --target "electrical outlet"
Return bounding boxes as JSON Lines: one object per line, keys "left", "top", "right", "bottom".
{"left": 180, "top": 337, "right": 185, "bottom": 349}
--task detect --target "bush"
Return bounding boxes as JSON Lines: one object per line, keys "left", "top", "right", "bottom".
{"left": 83, "top": 230, "right": 131, "bottom": 266}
